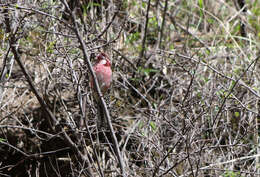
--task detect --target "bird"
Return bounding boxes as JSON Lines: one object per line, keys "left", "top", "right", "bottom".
{"left": 90, "top": 52, "right": 112, "bottom": 130}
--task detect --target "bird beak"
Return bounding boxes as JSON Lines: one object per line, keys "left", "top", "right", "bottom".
{"left": 99, "top": 59, "right": 107, "bottom": 65}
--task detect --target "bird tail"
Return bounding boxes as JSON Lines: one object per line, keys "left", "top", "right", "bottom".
{"left": 96, "top": 100, "right": 107, "bottom": 131}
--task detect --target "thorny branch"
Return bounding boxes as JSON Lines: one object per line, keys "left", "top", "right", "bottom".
{"left": 61, "top": 0, "right": 125, "bottom": 176}
{"left": 4, "top": 5, "right": 95, "bottom": 177}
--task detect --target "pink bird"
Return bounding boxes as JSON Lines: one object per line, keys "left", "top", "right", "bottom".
{"left": 91, "top": 52, "right": 112, "bottom": 95}
{"left": 90, "top": 52, "right": 112, "bottom": 130}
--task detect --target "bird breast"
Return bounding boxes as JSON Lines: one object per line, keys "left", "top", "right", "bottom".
{"left": 93, "top": 64, "right": 112, "bottom": 92}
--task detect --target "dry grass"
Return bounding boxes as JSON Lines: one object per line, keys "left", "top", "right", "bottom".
{"left": 0, "top": 0, "right": 260, "bottom": 176}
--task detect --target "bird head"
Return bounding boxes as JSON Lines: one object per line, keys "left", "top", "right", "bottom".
{"left": 96, "top": 52, "right": 111, "bottom": 67}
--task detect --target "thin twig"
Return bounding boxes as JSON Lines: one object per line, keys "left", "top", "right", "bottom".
{"left": 61, "top": 0, "right": 125, "bottom": 176}
{"left": 158, "top": 0, "right": 168, "bottom": 49}
{"left": 5, "top": 4, "right": 74, "bottom": 30}
{"left": 112, "top": 49, "right": 137, "bottom": 70}
{"left": 136, "top": 0, "right": 151, "bottom": 67}
{"left": 0, "top": 125, "right": 54, "bottom": 138}
{"left": 6, "top": 7, "right": 94, "bottom": 176}
{"left": 161, "top": 50, "right": 260, "bottom": 100}
{"left": 181, "top": 153, "right": 260, "bottom": 177}
{"left": 213, "top": 55, "right": 260, "bottom": 126}
{"left": 85, "top": 10, "right": 119, "bottom": 45}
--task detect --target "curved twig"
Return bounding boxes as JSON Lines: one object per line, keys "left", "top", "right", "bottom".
{"left": 61, "top": 0, "right": 125, "bottom": 176}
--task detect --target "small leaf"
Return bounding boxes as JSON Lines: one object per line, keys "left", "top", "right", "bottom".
{"left": 150, "top": 121, "right": 156, "bottom": 131}
{"left": 138, "top": 120, "right": 144, "bottom": 129}
{"left": 0, "top": 138, "right": 6, "bottom": 142}
{"left": 152, "top": 103, "right": 157, "bottom": 109}
{"left": 138, "top": 67, "right": 159, "bottom": 76}
{"left": 198, "top": 0, "right": 204, "bottom": 17}
{"left": 234, "top": 112, "right": 240, "bottom": 118}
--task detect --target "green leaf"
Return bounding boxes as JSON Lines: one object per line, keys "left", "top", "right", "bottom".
{"left": 138, "top": 120, "right": 144, "bottom": 130}
{"left": 169, "top": 44, "right": 174, "bottom": 50}
{"left": 138, "top": 67, "right": 159, "bottom": 76}
{"left": 142, "top": 2, "right": 146, "bottom": 8}
{"left": 234, "top": 112, "right": 240, "bottom": 118}
{"left": 197, "top": 92, "right": 202, "bottom": 99}
{"left": 198, "top": 0, "right": 204, "bottom": 17}
{"left": 198, "top": 0, "right": 203, "bottom": 8}
{"left": 152, "top": 102, "right": 157, "bottom": 109}
{"left": 207, "top": 18, "right": 214, "bottom": 24}
{"left": 82, "top": 5, "right": 88, "bottom": 17}
{"left": 130, "top": 77, "right": 141, "bottom": 82}
{"left": 125, "top": 32, "right": 140, "bottom": 44}
{"left": 150, "top": 121, "right": 156, "bottom": 131}
{"left": 47, "top": 40, "right": 56, "bottom": 54}
{"left": 93, "top": 2, "right": 101, "bottom": 7}
{"left": 203, "top": 77, "right": 210, "bottom": 83}
{"left": 230, "top": 80, "right": 236, "bottom": 89}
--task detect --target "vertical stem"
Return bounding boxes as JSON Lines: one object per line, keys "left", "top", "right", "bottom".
{"left": 61, "top": 1, "right": 125, "bottom": 175}
{"left": 136, "top": 0, "right": 151, "bottom": 67}
{"left": 236, "top": 0, "right": 247, "bottom": 37}
{"left": 158, "top": 0, "right": 168, "bottom": 49}
{"left": 257, "top": 100, "right": 260, "bottom": 174}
